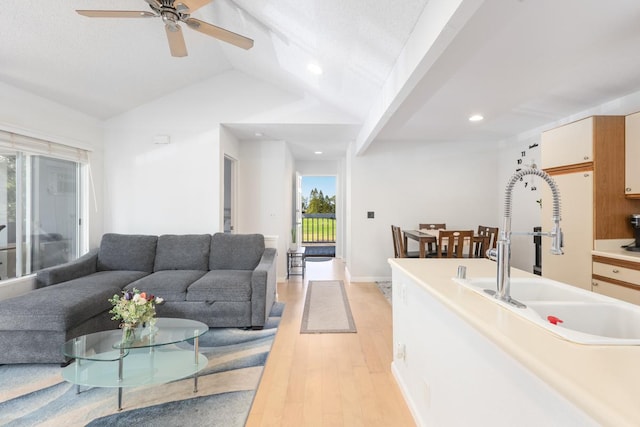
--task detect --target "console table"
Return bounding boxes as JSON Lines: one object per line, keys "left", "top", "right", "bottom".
{"left": 287, "top": 246, "right": 306, "bottom": 278}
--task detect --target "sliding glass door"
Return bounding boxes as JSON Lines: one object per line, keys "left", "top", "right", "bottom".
{"left": 0, "top": 151, "right": 83, "bottom": 279}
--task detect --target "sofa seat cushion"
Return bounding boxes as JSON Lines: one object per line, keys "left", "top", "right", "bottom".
{"left": 186, "top": 270, "right": 252, "bottom": 302}
{"left": 125, "top": 270, "right": 207, "bottom": 302}
{"left": 154, "top": 234, "right": 211, "bottom": 271}
{"left": 98, "top": 233, "right": 158, "bottom": 272}
{"left": 0, "top": 271, "right": 148, "bottom": 331}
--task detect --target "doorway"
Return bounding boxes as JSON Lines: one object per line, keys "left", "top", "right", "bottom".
{"left": 223, "top": 155, "right": 236, "bottom": 233}
{"left": 300, "top": 175, "right": 336, "bottom": 258}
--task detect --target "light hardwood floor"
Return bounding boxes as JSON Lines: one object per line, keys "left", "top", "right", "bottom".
{"left": 246, "top": 258, "right": 416, "bottom": 427}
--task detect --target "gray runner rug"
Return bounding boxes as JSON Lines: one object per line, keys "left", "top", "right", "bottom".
{"left": 300, "top": 280, "right": 357, "bottom": 333}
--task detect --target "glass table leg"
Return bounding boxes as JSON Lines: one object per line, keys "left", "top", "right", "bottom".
{"left": 193, "top": 335, "right": 199, "bottom": 393}
{"left": 118, "top": 347, "right": 124, "bottom": 411}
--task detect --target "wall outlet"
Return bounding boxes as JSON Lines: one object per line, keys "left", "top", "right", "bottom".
{"left": 367, "top": 211, "right": 375, "bottom": 219}
{"left": 395, "top": 342, "right": 406, "bottom": 361}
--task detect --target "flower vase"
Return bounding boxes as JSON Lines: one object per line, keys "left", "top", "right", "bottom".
{"left": 122, "top": 323, "right": 139, "bottom": 343}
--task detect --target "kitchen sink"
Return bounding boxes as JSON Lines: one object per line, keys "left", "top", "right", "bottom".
{"left": 526, "top": 301, "right": 640, "bottom": 344}
{"left": 453, "top": 277, "right": 601, "bottom": 303}
{"left": 453, "top": 276, "right": 640, "bottom": 345}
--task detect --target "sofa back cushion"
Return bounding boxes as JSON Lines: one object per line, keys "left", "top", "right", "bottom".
{"left": 209, "top": 233, "right": 265, "bottom": 270}
{"left": 97, "top": 233, "right": 158, "bottom": 272}
{"left": 154, "top": 234, "right": 211, "bottom": 271}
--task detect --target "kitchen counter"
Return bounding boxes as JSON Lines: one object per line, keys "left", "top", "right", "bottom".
{"left": 593, "top": 238, "right": 640, "bottom": 263}
{"left": 389, "top": 258, "right": 640, "bottom": 426}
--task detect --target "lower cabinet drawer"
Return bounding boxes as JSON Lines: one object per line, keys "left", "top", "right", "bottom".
{"left": 592, "top": 261, "right": 640, "bottom": 284}
{"left": 592, "top": 279, "right": 640, "bottom": 306}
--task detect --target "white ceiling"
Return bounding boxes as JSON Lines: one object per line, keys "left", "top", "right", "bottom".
{"left": 3, "top": 0, "right": 640, "bottom": 159}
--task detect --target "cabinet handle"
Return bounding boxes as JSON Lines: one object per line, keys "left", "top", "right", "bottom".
{"left": 584, "top": 156, "right": 589, "bottom": 160}
{"left": 627, "top": 188, "right": 632, "bottom": 192}
{"left": 612, "top": 269, "right": 620, "bottom": 273}
{"left": 592, "top": 281, "right": 599, "bottom": 287}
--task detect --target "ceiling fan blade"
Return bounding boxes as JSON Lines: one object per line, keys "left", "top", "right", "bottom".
{"left": 165, "top": 24, "right": 188, "bottom": 57}
{"left": 180, "top": 0, "right": 213, "bottom": 13}
{"left": 76, "top": 10, "right": 156, "bottom": 18}
{"left": 143, "top": 0, "right": 162, "bottom": 8}
{"left": 185, "top": 18, "right": 253, "bottom": 50}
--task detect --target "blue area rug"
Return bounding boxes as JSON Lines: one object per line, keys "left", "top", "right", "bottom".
{"left": 0, "top": 302, "right": 284, "bottom": 427}
{"left": 304, "top": 246, "right": 335, "bottom": 257}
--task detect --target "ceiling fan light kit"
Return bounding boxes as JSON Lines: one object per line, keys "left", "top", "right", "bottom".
{"left": 76, "top": 0, "right": 254, "bottom": 57}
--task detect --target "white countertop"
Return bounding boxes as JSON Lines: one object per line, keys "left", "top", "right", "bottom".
{"left": 593, "top": 238, "right": 640, "bottom": 263}
{"left": 388, "top": 258, "right": 640, "bottom": 427}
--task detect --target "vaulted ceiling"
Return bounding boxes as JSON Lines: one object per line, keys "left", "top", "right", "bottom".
{"left": 3, "top": 0, "right": 640, "bottom": 159}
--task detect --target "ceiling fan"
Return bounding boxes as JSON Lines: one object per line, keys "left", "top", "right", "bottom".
{"left": 76, "top": 0, "right": 254, "bottom": 57}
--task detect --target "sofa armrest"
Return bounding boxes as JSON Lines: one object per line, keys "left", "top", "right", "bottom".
{"left": 35, "top": 248, "right": 99, "bottom": 288}
{"left": 250, "top": 248, "right": 277, "bottom": 328}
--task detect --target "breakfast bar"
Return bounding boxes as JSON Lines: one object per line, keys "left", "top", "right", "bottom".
{"left": 389, "top": 258, "right": 640, "bottom": 427}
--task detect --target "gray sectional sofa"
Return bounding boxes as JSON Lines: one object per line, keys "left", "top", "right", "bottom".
{"left": 0, "top": 232, "right": 277, "bottom": 364}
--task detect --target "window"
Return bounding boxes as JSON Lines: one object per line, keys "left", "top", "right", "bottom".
{"left": 0, "top": 130, "right": 88, "bottom": 279}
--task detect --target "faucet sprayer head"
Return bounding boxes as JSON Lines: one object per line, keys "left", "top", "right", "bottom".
{"left": 550, "top": 219, "right": 563, "bottom": 255}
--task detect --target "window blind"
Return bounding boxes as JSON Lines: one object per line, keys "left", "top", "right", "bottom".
{"left": 0, "top": 129, "right": 90, "bottom": 163}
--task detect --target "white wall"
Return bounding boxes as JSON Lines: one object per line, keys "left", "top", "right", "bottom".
{"left": 497, "top": 135, "right": 542, "bottom": 273}
{"left": 102, "top": 70, "right": 349, "bottom": 238}
{"left": 346, "top": 139, "right": 500, "bottom": 281}
{"left": 238, "top": 139, "right": 293, "bottom": 280}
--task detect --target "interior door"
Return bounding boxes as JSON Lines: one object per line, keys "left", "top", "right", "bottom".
{"left": 223, "top": 156, "right": 236, "bottom": 233}
{"left": 295, "top": 172, "right": 302, "bottom": 246}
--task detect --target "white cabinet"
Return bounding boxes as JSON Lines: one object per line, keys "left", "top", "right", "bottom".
{"left": 541, "top": 116, "right": 638, "bottom": 291}
{"left": 592, "top": 279, "right": 640, "bottom": 305}
{"left": 592, "top": 258, "right": 640, "bottom": 305}
{"left": 542, "top": 171, "right": 593, "bottom": 290}
{"left": 625, "top": 111, "right": 640, "bottom": 197}
{"left": 541, "top": 117, "right": 593, "bottom": 169}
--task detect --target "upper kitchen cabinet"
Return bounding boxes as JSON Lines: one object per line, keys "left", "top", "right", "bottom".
{"left": 541, "top": 116, "right": 639, "bottom": 289}
{"left": 541, "top": 117, "right": 593, "bottom": 169}
{"left": 625, "top": 111, "right": 640, "bottom": 198}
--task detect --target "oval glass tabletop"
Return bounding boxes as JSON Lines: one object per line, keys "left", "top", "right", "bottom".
{"left": 62, "top": 317, "right": 208, "bottom": 361}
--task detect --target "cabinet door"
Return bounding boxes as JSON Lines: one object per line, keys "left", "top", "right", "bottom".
{"left": 541, "top": 117, "right": 593, "bottom": 169}
{"left": 625, "top": 112, "right": 640, "bottom": 196}
{"left": 592, "top": 279, "right": 640, "bottom": 306}
{"left": 541, "top": 171, "right": 593, "bottom": 290}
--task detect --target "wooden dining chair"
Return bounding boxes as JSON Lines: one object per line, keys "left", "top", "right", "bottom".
{"left": 419, "top": 223, "right": 446, "bottom": 230}
{"left": 472, "top": 235, "right": 491, "bottom": 258}
{"left": 419, "top": 223, "right": 446, "bottom": 253}
{"left": 477, "top": 225, "right": 499, "bottom": 250}
{"left": 391, "top": 225, "right": 420, "bottom": 258}
{"left": 437, "top": 230, "right": 474, "bottom": 258}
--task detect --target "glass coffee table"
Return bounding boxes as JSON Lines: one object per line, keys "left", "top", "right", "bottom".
{"left": 62, "top": 318, "right": 209, "bottom": 410}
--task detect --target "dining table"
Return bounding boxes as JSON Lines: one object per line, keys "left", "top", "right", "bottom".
{"left": 403, "top": 229, "right": 490, "bottom": 258}
{"left": 403, "top": 229, "right": 438, "bottom": 258}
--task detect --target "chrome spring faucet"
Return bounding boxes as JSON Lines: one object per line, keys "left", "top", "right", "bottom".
{"left": 486, "top": 167, "right": 563, "bottom": 308}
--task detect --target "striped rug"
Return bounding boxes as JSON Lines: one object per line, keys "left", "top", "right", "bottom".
{"left": 0, "top": 302, "right": 283, "bottom": 427}
{"left": 300, "top": 280, "right": 356, "bottom": 333}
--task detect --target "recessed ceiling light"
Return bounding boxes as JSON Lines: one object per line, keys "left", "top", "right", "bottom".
{"left": 307, "top": 63, "right": 323, "bottom": 75}
{"left": 469, "top": 114, "right": 484, "bottom": 122}
{"left": 314, "top": 151, "right": 323, "bottom": 155}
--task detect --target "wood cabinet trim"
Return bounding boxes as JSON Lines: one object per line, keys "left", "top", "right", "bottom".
{"left": 592, "top": 255, "right": 640, "bottom": 270}
{"left": 592, "top": 274, "right": 640, "bottom": 291}
{"left": 543, "top": 162, "right": 593, "bottom": 176}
